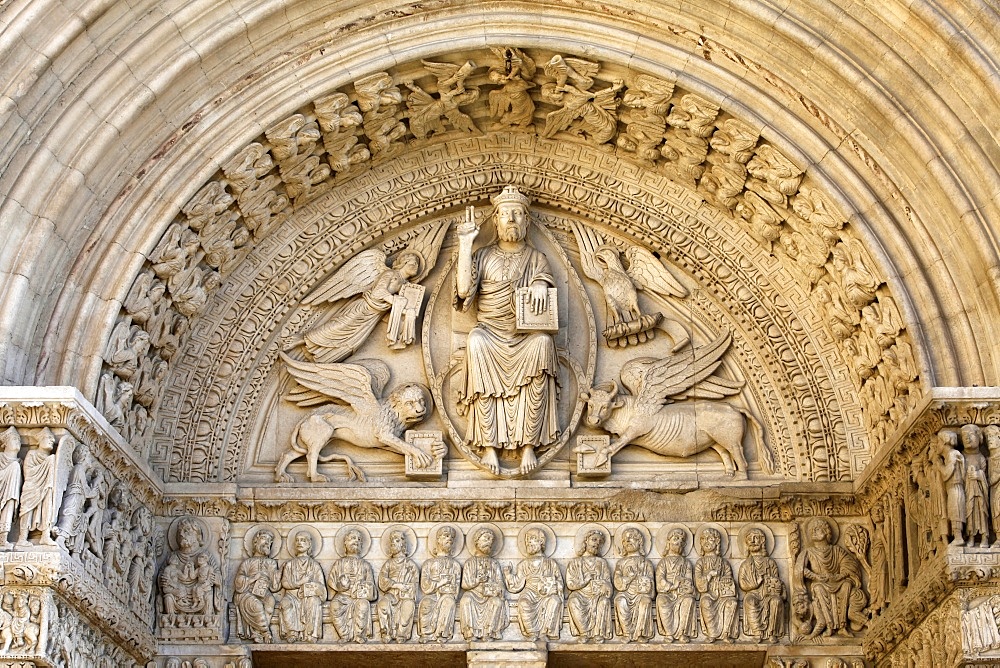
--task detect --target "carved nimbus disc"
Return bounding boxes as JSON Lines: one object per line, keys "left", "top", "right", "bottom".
{"left": 428, "top": 523, "right": 464, "bottom": 556}
{"left": 243, "top": 523, "right": 282, "bottom": 558}
{"left": 517, "top": 523, "right": 557, "bottom": 557}
{"left": 466, "top": 523, "right": 504, "bottom": 556}
{"left": 422, "top": 211, "right": 597, "bottom": 478}
{"left": 693, "top": 523, "right": 730, "bottom": 557}
{"left": 335, "top": 524, "right": 372, "bottom": 557}
{"left": 614, "top": 523, "right": 652, "bottom": 557}
{"left": 574, "top": 523, "right": 612, "bottom": 556}
{"left": 379, "top": 524, "right": 418, "bottom": 557}
{"left": 167, "top": 516, "right": 211, "bottom": 553}
{"left": 736, "top": 523, "right": 775, "bottom": 558}
{"left": 655, "top": 523, "right": 694, "bottom": 557}
{"left": 286, "top": 524, "right": 323, "bottom": 557}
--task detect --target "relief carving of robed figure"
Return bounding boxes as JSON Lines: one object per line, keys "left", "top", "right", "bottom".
{"left": 454, "top": 186, "right": 560, "bottom": 475}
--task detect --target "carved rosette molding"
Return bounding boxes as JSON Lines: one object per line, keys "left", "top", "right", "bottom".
{"left": 96, "top": 48, "right": 920, "bottom": 483}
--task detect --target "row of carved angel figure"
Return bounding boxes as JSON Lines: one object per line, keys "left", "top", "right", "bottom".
{"left": 0, "top": 426, "right": 161, "bottom": 623}
{"left": 220, "top": 518, "right": 870, "bottom": 647}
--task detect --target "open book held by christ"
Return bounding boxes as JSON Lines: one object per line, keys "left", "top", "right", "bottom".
{"left": 515, "top": 286, "right": 559, "bottom": 332}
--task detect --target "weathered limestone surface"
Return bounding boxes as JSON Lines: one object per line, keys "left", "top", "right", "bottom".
{"left": 1, "top": 1, "right": 1000, "bottom": 666}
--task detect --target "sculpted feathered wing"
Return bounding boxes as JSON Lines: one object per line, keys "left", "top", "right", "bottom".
{"left": 569, "top": 221, "right": 609, "bottom": 283}
{"left": 624, "top": 246, "right": 688, "bottom": 300}
{"left": 301, "top": 249, "right": 387, "bottom": 306}
{"left": 621, "top": 331, "right": 743, "bottom": 413}
{"left": 280, "top": 353, "right": 387, "bottom": 410}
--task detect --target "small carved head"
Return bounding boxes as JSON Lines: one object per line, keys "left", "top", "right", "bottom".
{"left": 388, "top": 529, "right": 407, "bottom": 557}
{"left": 252, "top": 529, "right": 275, "bottom": 557}
{"left": 491, "top": 186, "right": 531, "bottom": 242}
{"left": 620, "top": 527, "right": 644, "bottom": 556}
{"left": 388, "top": 383, "right": 430, "bottom": 425}
{"left": 177, "top": 517, "right": 204, "bottom": 553}
{"left": 71, "top": 442, "right": 90, "bottom": 466}
{"left": 293, "top": 530, "right": 314, "bottom": 557}
{"left": 580, "top": 380, "right": 622, "bottom": 427}
{"left": 961, "top": 424, "right": 983, "bottom": 452}
{"left": 473, "top": 527, "right": 496, "bottom": 556}
{"left": 699, "top": 527, "right": 722, "bottom": 556}
{"left": 986, "top": 425, "right": 1000, "bottom": 452}
{"left": 743, "top": 528, "right": 766, "bottom": 555}
{"left": 1, "top": 427, "right": 20, "bottom": 455}
{"left": 806, "top": 517, "right": 833, "bottom": 545}
{"left": 392, "top": 250, "right": 423, "bottom": 280}
{"left": 37, "top": 427, "right": 56, "bottom": 452}
{"left": 343, "top": 528, "right": 363, "bottom": 556}
{"left": 580, "top": 529, "right": 605, "bottom": 557}
{"left": 524, "top": 527, "right": 546, "bottom": 556}
{"left": 665, "top": 528, "right": 687, "bottom": 556}
{"left": 434, "top": 526, "right": 456, "bottom": 556}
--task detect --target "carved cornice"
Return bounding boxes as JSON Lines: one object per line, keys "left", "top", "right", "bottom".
{"left": 1, "top": 551, "right": 156, "bottom": 663}
{"left": 856, "top": 388, "right": 1000, "bottom": 503}
{"left": 0, "top": 387, "right": 163, "bottom": 507}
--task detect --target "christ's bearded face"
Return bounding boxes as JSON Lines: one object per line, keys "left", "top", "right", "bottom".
{"left": 495, "top": 203, "right": 528, "bottom": 242}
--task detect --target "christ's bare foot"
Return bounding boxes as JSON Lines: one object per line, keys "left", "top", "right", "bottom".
{"left": 519, "top": 446, "right": 538, "bottom": 474}
{"left": 482, "top": 447, "right": 500, "bottom": 475}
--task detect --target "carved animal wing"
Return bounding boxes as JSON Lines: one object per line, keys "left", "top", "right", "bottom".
{"left": 624, "top": 246, "right": 688, "bottom": 300}
{"left": 490, "top": 46, "right": 536, "bottom": 79}
{"left": 562, "top": 57, "right": 600, "bottom": 89}
{"left": 569, "top": 221, "right": 610, "bottom": 282}
{"left": 622, "top": 331, "right": 743, "bottom": 410}
{"left": 281, "top": 353, "right": 389, "bottom": 410}
{"left": 421, "top": 60, "right": 464, "bottom": 85}
{"left": 301, "top": 249, "right": 388, "bottom": 305}
{"left": 397, "top": 219, "right": 450, "bottom": 283}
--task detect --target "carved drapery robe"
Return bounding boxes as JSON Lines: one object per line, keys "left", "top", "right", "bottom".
{"left": 459, "top": 555, "right": 508, "bottom": 640}
{"left": 303, "top": 269, "right": 405, "bottom": 363}
{"left": 613, "top": 555, "right": 656, "bottom": 641}
{"left": 455, "top": 245, "right": 559, "bottom": 451}
{"left": 507, "top": 555, "right": 564, "bottom": 641}
{"left": 278, "top": 555, "right": 326, "bottom": 642}
{"left": 19, "top": 449, "right": 57, "bottom": 534}
{"left": 796, "top": 543, "right": 867, "bottom": 635}
{"left": 328, "top": 555, "right": 376, "bottom": 642}
{"left": 965, "top": 450, "right": 990, "bottom": 539}
{"left": 159, "top": 550, "right": 220, "bottom": 616}
{"left": 0, "top": 451, "right": 21, "bottom": 533}
{"left": 375, "top": 554, "right": 419, "bottom": 642}
{"left": 655, "top": 555, "right": 697, "bottom": 641}
{"left": 695, "top": 554, "right": 738, "bottom": 641}
{"left": 566, "top": 554, "right": 614, "bottom": 641}
{"left": 738, "top": 554, "right": 785, "bottom": 642}
{"left": 55, "top": 460, "right": 87, "bottom": 551}
{"left": 418, "top": 555, "right": 461, "bottom": 641}
{"left": 234, "top": 554, "right": 280, "bottom": 643}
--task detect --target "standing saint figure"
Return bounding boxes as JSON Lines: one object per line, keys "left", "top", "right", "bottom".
{"left": 54, "top": 442, "right": 92, "bottom": 553}
{"left": 16, "top": 428, "right": 59, "bottom": 547}
{"left": 504, "top": 527, "right": 564, "bottom": 641}
{"left": 794, "top": 517, "right": 867, "bottom": 638}
{"left": 986, "top": 426, "right": 1000, "bottom": 547}
{"left": 375, "top": 529, "right": 419, "bottom": 642}
{"left": 328, "top": 527, "right": 376, "bottom": 643}
{"left": 277, "top": 530, "right": 326, "bottom": 643}
{"left": 460, "top": 526, "right": 508, "bottom": 640}
{"left": 566, "top": 528, "right": 614, "bottom": 642}
{"left": 738, "top": 527, "right": 785, "bottom": 643}
{"left": 417, "top": 526, "right": 462, "bottom": 643}
{"left": 961, "top": 424, "right": 990, "bottom": 548}
{"left": 0, "top": 427, "right": 22, "bottom": 550}
{"left": 936, "top": 429, "right": 967, "bottom": 546}
{"left": 613, "top": 527, "right": 656, "bottom": 642}
{"left": 695, "top": 528, "right": 738, "bottom": 643}
{"left": 233, "top": 528, "right": 281, "bottom": 643}
{"left": 455, "top": 186, "right": 560, "bottom": 475}
{"left": 655, "top": 528, "right": 698, "bottom": 643}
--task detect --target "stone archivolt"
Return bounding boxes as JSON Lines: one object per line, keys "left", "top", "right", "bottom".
{"left": 86, "top": 49, "right": 920, "bottom": 486}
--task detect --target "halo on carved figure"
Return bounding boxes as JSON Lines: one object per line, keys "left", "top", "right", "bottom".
{"left": 802, "top": 516, "right": 839, "bottom": 547}
{"left": 242, "top": 523, "right": 282, "bottom": 558}
{"left": 421, "top": 195, "right": 598, "bottom": 479}
{"left": 379, "top": 524, "right": 418, "bottom": 558}
{"left": 694, "top": 523, "right": 730, "bottom": 557}
{"left": 286, "top": 524, "right": 324, "bottom": 558}
{"left": 466, "top": 523, "right": 504, "bottom": 557}
{"left": 736, "top": 523, "right": 775, "bottom": 558}
{"left": 428, "top": 523, "right": 464, "bottom": 556}
{"left": 574, "top": 523, "right": 612, "bottom": 556}
{"left": 655, "top": 523, "right": 694, "bottom": 557}
{"left": 614, "top": 523, "right": 652, "bottom": 557}
{"left": 334, "top": 524, "right": 372, "bottom": 557}
{"left": 517, "top": 523, "right": 557, "bottom": 557}
{"left": 166, "top": 515, "right": 210, "bottom": 553}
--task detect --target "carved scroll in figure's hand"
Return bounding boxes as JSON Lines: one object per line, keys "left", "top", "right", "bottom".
{"left": 288, "top": 221, "right": 448, "bottom": 362}
{"left": 570, "top": 222, "right": 689, "bottom": 349}
{"left": 275, "top": 354, "right": 440, "bottom": 482}
{"left": 578, "top": 332, "right": 775, "bottom": 475}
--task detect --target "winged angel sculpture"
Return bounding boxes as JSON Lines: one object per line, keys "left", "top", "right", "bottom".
{"left": 288, "top": 221, "right": 448, "bottom": 363}
{"left": 579, "top": 332, "right": 774, "bottom": 475}
{"left": 571, "top": 221, "right": 690, "bottom": 349}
